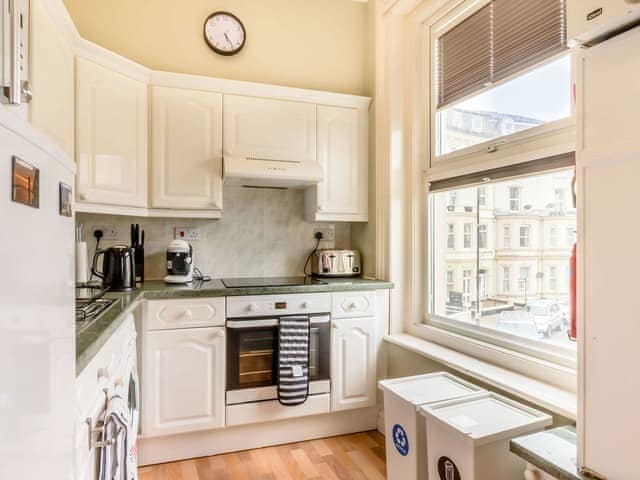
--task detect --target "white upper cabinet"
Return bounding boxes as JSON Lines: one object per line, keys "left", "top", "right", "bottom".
{"left": 330, "top": 316, "right": 376, "bottom": 412}
{"left": 76, "top": 58, "right": 148, "bottom": 207}
{"left": 309, "top": 105, "right": 368, "bottom": 222}
{"left": 150, "top": 86, "right": 223, "bottom": 210}
{"left": 223, "top": 95, "right": 316, "bottom": 162}
{"left": 30, "top": 0, "right": 75, "bottom": 159}
{"left": 142, "top": 327, "right": 225, "bottom": 437}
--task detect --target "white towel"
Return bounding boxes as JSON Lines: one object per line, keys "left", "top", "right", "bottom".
{"left": 99, "top": 386, "right": 131, "bottom": 480}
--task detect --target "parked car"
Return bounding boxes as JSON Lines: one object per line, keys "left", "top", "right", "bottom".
{"left": 525, "top": 300, "right": 564, "bottom": 337}
{"left": 497, "top": 311, "right": 541, "bottom": 339}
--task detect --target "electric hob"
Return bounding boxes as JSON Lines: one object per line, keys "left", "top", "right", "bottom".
{"left": 221, "top": 276, "right": 327, "bottom": 288}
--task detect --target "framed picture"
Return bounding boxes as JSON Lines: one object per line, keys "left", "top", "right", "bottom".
{"left": 59, "top": 182, "right": 72, "bottom": 217}
{"left": 11, "top": 156, "right": 39, "bottom": 208}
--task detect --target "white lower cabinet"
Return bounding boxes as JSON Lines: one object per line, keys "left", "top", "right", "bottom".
{"left": 142, "top": 327, "right": 225, "bottom": 437}
{"left": 330, "top": 316, "right": 376, "bottom": 412}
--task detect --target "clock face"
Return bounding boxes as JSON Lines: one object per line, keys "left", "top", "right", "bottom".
{"left": 204, "top": 12, "right": 246, "bottom": 56}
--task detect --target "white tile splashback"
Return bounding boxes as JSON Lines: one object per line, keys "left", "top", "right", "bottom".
{"left": 76, "top": 186, "right": 350, "bottom": 280}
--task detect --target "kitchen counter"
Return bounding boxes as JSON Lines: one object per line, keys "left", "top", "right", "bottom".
{"left": 510, "top": 426, "right": 587, "bottom": 480}
{"left": 76, "top": 277, "right": 393, "bottom": 375}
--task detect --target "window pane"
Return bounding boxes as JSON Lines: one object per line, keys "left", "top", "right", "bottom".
{"left": 436, "top": 55, "right": 571, "bottom": 156}
{"left": 428, "top": 168, "right": 576, "bottom": 348}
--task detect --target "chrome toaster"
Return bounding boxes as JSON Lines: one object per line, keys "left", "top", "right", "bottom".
{"left": 310, "top": 249, "right": 362, "bottom": 277}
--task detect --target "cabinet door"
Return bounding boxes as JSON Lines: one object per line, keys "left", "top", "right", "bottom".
{"left": 150, "top": 87, "right": 223, "bottom": 210}
{"left": 76, "top": 58, "right": 148, "bottom": 207}
{"left": 142, "top": 327, "right": 225, "bottom": 437}
{"left": 30, "top": 0, "right": 75, "bottom": 158}
{"left": 223, "top": 94, "right": 316, "bottom": 163}
{"left": 330, "top": 317, "right": 376, "bottom": 412}
{"left": 315, "top": 106, "right": 365, "bottom": 218}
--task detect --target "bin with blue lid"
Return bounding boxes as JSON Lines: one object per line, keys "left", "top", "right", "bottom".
{"left": 379, "top": 372, "right": 485, "bottom": 480}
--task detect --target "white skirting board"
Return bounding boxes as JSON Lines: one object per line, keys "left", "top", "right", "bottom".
{"left": 138, "top": 406, "right": 380, "bottom": 466}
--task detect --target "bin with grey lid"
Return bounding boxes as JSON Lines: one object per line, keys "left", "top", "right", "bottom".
{"left": 420, "top": 392, "right": 552, "bottom": 480}
{"left": 379, "top": 372, "right": 485, "bottom": 480}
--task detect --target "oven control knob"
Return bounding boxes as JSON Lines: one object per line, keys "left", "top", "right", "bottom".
{"left": 247, "top": 303, "right": 258, "bottom": 313}
{"left": 301, "top": 301, "right": 309, "bottom": 309}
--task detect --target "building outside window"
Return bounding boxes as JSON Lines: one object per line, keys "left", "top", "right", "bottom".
{"left": 503, "top": 225, "right": 511, "bottom": 248}
{"left": 553, "top": 188, "right": 565, "bottom": 214}
{"left": 519, "top": 265, "right": 531, "bottom": 292}
{"left": 447, "top": 270, "right": 454, "bottom": 300}
{"left": 448, "top": 191, "right": 457, "bottom": 208}
{"left": 520, "top": 225, "right": 530, "bottom": 248}
{"left": 462, "top": 269, "right": 472, "bottom": 305}
{"left": 478, "top": 186, "right": 488, "bottom": 207}
{"left": 447, "top": 224, "right": 455, "bottom": 249}
{"left": 567, "top": 226, "right": 575, "bottom": 246}
{"left": 464, "top": 223, "right": 473, "bottom": 248}
{"left": 509, "top": 187, "right": 521, "bottom": 211}
{"left": 478, "top": 224, "right": 488, "bottom": 249}
{"left": 502, "top": 266, "right": 511, "bottom": 293}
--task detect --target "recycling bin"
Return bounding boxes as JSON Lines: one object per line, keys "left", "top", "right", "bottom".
{"left": 420, "top": 392, "right": 552, "bottom": 480}
{"left": 379, "top": 372, "right": 485, "bottom": 480}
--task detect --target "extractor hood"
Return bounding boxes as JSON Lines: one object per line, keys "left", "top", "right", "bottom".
{"left": 223, "top": 156, "right": 324, "bottom": 188}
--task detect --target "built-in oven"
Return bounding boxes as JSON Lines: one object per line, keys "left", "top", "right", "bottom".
{"left": 226, "top": 314, "right": 330, "bottom": 405}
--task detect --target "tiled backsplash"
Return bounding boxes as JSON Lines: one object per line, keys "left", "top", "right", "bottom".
{"left": 76, "top": 186, "right": 350, "bottom": 280}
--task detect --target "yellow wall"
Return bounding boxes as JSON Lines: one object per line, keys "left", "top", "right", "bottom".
{"left": 63, "top": 0, "right": 369, "bottom": 95}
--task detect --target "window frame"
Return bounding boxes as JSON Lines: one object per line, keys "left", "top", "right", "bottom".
{"left": 428, "top": 0, "right": 575, "bottom": 170}
{"left": 520, "top": 224, "right": 531, "bottom": 248}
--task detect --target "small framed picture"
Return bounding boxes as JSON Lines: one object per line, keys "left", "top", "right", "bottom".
{"left": 59, "top": 182, "right": 72, "bottom": 217}
{"left": 11, "top": 156, "right": 39, "bottom": 208}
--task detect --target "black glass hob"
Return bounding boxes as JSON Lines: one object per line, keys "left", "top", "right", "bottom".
{"left": 221, "top": 276, "right": 327, "bottom": 288}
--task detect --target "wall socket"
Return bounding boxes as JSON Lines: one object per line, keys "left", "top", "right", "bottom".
{"left": 174, "top": 227, "right": 201, "bottom": 241}
{"left": 313, "top": 226, "right": 335, "bottom": 242}
{"left": 93, "top": 225, "right": 119, "bottom": 240}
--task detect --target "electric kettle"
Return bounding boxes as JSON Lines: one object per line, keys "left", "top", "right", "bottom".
{"left": 92, "top": 245, "right": 137, "bottom": 291}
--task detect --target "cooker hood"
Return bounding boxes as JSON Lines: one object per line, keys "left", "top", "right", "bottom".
{"left": 223, "top": 156, "right": 323, "bottom": 188}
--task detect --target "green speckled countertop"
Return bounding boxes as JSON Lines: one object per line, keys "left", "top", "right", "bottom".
{"left": 76, "top": 278, "right": 393, "bottom": 375}
{"left": 510, "top": 426, "right": 587, "bottom": 480}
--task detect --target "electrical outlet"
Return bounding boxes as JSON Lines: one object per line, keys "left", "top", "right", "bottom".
{"left": 93, "top": 225, "right": 119, "bottom": 240}
{"left": 313, "top": 226, "right": 335, "bottom": 242}
{"left": 174, "top": 227, "right": 201, "bottom": 241}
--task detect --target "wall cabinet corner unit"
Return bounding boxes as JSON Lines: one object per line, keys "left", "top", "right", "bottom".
{"left": 306, "top": 105, "right": 368, "bottom": 222}
{"left": 142, "top": 326, "right": 225, "bottom": 437}
{"left": 75, "top": 57, "right": 148, "bottom": 207}
{"left": 150, "top": 86, "right": 223, "bottom": 211}
{"left": 330, "top": 316, "right": 376, "bottom": 412}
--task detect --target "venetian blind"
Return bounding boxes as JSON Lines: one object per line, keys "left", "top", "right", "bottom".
{"left": 436, "top": 0, "right": 567, "bottom": 109}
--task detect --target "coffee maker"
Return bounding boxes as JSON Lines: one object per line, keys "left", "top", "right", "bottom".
{"left": 164, "top": 240, "right": 193, "bottom": 284}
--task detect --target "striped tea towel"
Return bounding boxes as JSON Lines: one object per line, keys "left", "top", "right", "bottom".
{"left": 278, "top": 315, "right": 311, "bottom": 406}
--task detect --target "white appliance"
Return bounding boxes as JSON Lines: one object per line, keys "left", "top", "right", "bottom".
{"left": 0, "top": 110, "right": 75, "bottom": 477}
{"left": 1, "top": 0, "right": 31, "bottom": 105}
{"left": 164, "top": 240, "right": 193, "bottom": 284}
{"left": 575, "top": 25, "right": 640, "bottom": 480}
{"left": 223, "top": 156, "right": 323, "bottom": 188}
{"left": 568, "top": 0, "right": 640, "bottom": 45}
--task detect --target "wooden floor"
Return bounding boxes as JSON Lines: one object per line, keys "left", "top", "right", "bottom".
{"left": 138, "top": 431, "right": 386, "bottom": 480}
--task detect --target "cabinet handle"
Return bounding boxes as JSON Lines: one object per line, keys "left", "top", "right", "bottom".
{"left": 348, "top": 302, "right": 358, "bottom": 310}
{"left": 79, "top": 193, "right": 88, "bottom": 201}
{"left": 318, "top": 205, "right": 325, "bottom": 212}
{"left": 21, "top": 81, "right": 32, "bottom": 103}
{"left": 211, "top": 201, "right": 220, "bottom": 209}
{"left": 182, "top": 309, "right": 193, "bottom": 318}
{"left": 332, "top": 321, "right": 341, "bottom": 330}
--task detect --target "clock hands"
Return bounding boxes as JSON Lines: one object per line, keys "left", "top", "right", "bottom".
{"left": 224, "top": 32, "right": 233, "bottom": 47}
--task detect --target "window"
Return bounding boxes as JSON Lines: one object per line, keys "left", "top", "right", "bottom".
{"left": 509, "top": 187, "right": 521, "bottom": 211}
{"left": 478, "top": 186, "right": 488, "bottom": 207}
{"left": 503, "top": 225, "right": 511, "bottom": 248}
{"left": 447, "top": 224, "right": 455, "bottom": 249}
{"left": 463, "top": 223, "right": 473, "bottom": 248}
{"left": 553, "top": 188, "right": 565, "bottom": 214}
{"left": 448, "top": 191, "right": 457, "bottom": 208}
{"left": 433, "top": 0, "right": 570, "bottom": 158}
{"left": 478, "top": 224, "right": 488, "bottom": 249}
{"left": 550, "top": 226, "right": 558, "bottom": 248}
{"left": 519, "top": 266, "right": 530, "bottom": 291}
{"left": 549, "top": 266, "right": 557, "bottom": 291}
{"left": 520, "top": 225, "right": 530, "bottom": 248}
{"left": 502, "top": 266, "right": 511, "bottom": 293}
{"left": 567, "top": 226, "right": 575, "bottom": 246}
{"left": 427, "top": 168, "right": 576, "bottom": 349}
{"left": 462, "top": 270, "right": 472, "bottom": 305}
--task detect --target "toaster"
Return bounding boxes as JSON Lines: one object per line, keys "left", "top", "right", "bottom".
{"left": 310, "top": 249, "right": 362, "bottom": 277}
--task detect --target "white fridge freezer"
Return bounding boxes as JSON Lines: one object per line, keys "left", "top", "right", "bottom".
{"left": 0, "top": 108, "right": 76, "bottom": 479}
{"left": 576, "top": 25, "right": 640, "bottom": 480}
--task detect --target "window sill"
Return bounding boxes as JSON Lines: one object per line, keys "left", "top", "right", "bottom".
{"left": 384, "top": 333, "right": 577, "bottom": 420}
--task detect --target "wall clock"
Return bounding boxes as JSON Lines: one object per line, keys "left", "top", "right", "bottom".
{"left": 203, "top": 12, "right": 246, "bottom": 56}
